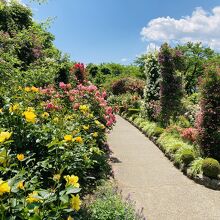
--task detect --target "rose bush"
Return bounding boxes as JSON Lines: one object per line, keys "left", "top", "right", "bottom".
{"left": 0, "top": 63, "right": 115, "bottom": 219}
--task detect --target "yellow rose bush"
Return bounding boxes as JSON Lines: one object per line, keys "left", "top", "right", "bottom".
{"left": 0, "top": 64, "right": 116, "bottom": 218}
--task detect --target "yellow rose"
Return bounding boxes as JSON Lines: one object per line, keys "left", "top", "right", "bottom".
{"left": 24, "top": 87, "right": 31, "bottom": 92}
{"left": 83, "top": 125, "right": 89, "bottom": 130}
{"left": 70, "top": 194, "right": 81, "bottom": 211}
{"left": 9, "top": 103, "right": 19, "bottom": 113}
{"left": 0, "top": 180, "right": 10, "bottom": 196}
{"left": 75, "top": 136, "right": 83, "bottom": 144}
{"left": 64, "top": 175, "right": 80, "bottom": 187}
{"left": 17, "top": 181, "right": 24, "bottom": 190}
{"left": 92, "top": 132, "right": 98, "bottom": 137}
{"left": 64, "top": 135, "right": 73, "bottom": 142}
{"left": 41, "top": 112, "right": 49, "bottom": 118}
{"left": 23, "top": 111, "right": 36, "bottom": 123}
{"left": 26, "top": 191, "right": 42, "bottom": 203}
{"left": 17, "top": 154, "right": 24, "bottom": 161}
{"left": 0, "top": 131, "right": 12, "bottom": 143}
{"left": 79, "top": 105, "right": 89, "bottom": 113}
{"left": 31, "top": 86, "right": 39, "bottom": 93}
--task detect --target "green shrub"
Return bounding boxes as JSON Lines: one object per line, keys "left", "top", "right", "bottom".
{"left": 157, "top": 133, "right": 191, "bottom": 155}
{"left": 188, "top": 157, "right": 204, "bottom": 176}
{"left": 202, "top": 158, "right": 220, "bottom": 178}
{"left": 179, "top": 148, "right": 195, "bottom": 166}
{"left": 166, "top": 144, "right": 182, "bottom": 154}
{"left": 84, "top": 182, "right": 143, "bottom": 220}
{"left": 140, "top": 120, "right": 162, "bottom": 137}
{"left": 139, "top": 121, "right": 149, "bottom": 128}
{"left": 152, "top": 126, "right": 164, "bottom": 137}
{"left": 174, "top": 146, "right": 197, "bottom": 166}
{"left": 133, "top": 117, "right": 145, "bottom": 126}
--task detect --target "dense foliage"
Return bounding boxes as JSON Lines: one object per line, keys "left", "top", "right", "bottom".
{"left": 158, "top": 43, "right": 184, "bottom": 126}
{"left": 177, "top": 42, "right": 216, "bottom": 94}
{"left": 110, "top": 77, "right": 144, "bottom": 96}
{"left": 197, "top": 60, "right": 220, "bottom": 160}
{"left": 86, "top": 63, "right": 144, "bottom": 88}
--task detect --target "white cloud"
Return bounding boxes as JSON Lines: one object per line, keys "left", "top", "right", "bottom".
{"left": 146, "top": 42, "right": 160, "bottom": 53}
{"left": 141, "top": 6, "right": 220, "bottom": 50}
{"left": 121, "top": 58, "right": 128, "bottom": 62}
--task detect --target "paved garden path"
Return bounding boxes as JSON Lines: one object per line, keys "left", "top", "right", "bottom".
{"left": 108, "top": 116, "right": 220, "bottom": 220}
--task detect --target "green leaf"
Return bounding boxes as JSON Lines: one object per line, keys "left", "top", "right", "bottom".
{"left": 0, "top": 148, "right": 7, "bottom": 164}
{"left": 29, "top": 214, "right": 41, "bottom": 220}
{"left": 65, "top": 186, "right": 81, "bottom": 195}
{"left": 38, "top": 190, "right": 51, "bottom": 199}
{"left": 60, "top": 194, "right": 69, "bottom": 203}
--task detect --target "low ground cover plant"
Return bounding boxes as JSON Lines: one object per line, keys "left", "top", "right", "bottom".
{"left": 82, "top": 181, "right": 145, "bottom": 220}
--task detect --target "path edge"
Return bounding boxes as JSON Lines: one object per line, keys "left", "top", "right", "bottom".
{"left": 119, "top": 114, "right": 220, "bottom": 191}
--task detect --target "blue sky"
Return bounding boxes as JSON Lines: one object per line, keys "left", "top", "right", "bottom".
{"left": 22, "top": 0, "right": 220, "bottom": 64}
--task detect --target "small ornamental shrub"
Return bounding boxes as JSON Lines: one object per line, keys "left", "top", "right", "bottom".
{"left": 139, "top": 121, "right": 149, "bottom": 129}
{"left": 84, "top": 181, "right": 144, "bottom": 220}
{"left": 181, "top": 127, "right": 198, "bottom": 143}
{"left": 153, "top": 126, "right": 164, "bottom": 137}
{"left": 188, "top": 157, "right": 204, "bottom": 177}
{"left": 202, "top": 158, "right": 220, "bottom": 178}
{"left": 179, "top": 148, "right": 195, "bottom": 166}
{"left": 174, "top": 147, "right": 196, "bottom": 166}
{"left": 133, "top": 117, "right": 145, "bottom": 126}
{"left": 158, "top": 43, "right": 184, "bottom": 126}
{"left": 197, "top": 61, "right": 220, "bottom": 160}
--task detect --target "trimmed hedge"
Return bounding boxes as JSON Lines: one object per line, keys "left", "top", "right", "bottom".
{"left": 202, "top": 158, "right": 220, "bottom": 178}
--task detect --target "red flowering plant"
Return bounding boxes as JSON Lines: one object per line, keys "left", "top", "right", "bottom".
{"left": 41, "top": 62, "right": 116, "bottom": 130}
{"left": 181, "top": 127, "right": 198, "bottom": 143}
{"left": 70, "top": 62, "right": 86, "bottom": 84}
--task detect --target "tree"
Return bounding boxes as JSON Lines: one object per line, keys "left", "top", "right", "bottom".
{"left": 144, "top": 52, "right": 160, "bottom": 120}
{"left": 197, "top": 59, "right": 220, "bottom": 160}
{"left": 87, "top": 64, "right": 99, "bottom": 78}
{"left": 134, "top": 54, "right": 148, "bottom": 79}
{"left": 158, "top": 43, "right": 183, "bottom": 126}
{"left": 177, "top": 42, "right": 215, "bottom": 94}
{"left": 0, "top": 0, "right": 33, "bottom": 35}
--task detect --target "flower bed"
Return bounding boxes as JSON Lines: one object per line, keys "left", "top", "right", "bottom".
{"left": 121, "top": 113, "right": 220, "bottom": 190}
{"left": 0, "top": 76, "right": 116, "bottom": 218}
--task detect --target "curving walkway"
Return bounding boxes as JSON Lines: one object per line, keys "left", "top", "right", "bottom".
{"left": 108, "top": 116, "right": 220, "bottom": 220}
